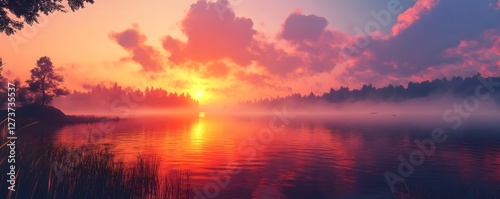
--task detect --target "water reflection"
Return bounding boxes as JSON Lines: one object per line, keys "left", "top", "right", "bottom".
{"left": 20, "top": 115, "right": 500, "bottom": 198}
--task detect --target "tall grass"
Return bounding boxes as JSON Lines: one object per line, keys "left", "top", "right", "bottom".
{"left": 0, "top": 123, "right": 191, "bottom": 199}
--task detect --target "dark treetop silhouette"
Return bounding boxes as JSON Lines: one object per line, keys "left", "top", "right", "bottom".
{"left": 0, "top": 0, "right": 94, "bottom": 35}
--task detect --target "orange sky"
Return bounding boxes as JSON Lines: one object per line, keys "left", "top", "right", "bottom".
{"left": 1, "top": 0, "right": 499, "bottom": 105}
{"left": 0, "top": 0, "right": 344, "bottom": 105}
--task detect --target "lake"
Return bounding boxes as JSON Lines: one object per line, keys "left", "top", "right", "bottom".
{"left": 19, "top": 111, "right": 500, "bottom": 198}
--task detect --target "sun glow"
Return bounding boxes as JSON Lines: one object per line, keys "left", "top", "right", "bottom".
{"left": 194, "top": 91, "right": 206, "bottom": 104}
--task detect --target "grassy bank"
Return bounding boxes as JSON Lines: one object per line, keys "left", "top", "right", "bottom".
{"left": 0, "top": 128, "right": 190, "bottom": 199}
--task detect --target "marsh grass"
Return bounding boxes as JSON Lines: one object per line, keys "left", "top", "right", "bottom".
{"left": 0, "top": 123, "right": 190, "bottom": 199}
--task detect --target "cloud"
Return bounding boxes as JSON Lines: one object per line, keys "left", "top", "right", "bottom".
{"left": 251, "top": 42, "right": 303, "bottom": 75}
{"left": 160, "top": 0, "right": 349, "bottom": 78}
{"left": 279, "top": 12, "right": 349, "bottom": 73}
{"left": 281, "top": 12, "right": 328, "bottom": 42}
{"left": 441, "top": 30, "right": 500, "bottom": 76}
{"left": 172, "top": 80, "right": 190, "bottom": 89}
{"left": 162, "top": 36, "right": 186, "bottom": 64}
{"left": 346, "top": 0, "right": 500, "bottom": 80}
{"left": 162, "top": 0, "right": 255, "bottom": 65}
{"left": 159, "top": 0, "right": 313, "bottom": 84}
{"left": 234, "top": 71, "right": 292, "bottom": 91}
{"left": 109, "top": 0, "right": 500, "bottom": 93}
{"left": 391, "top": 0, "right": 438, "bottom": 36}
{"left": 110, "top": 25, "right": 164, "bottom": 72}
{"left": 202, "top": 61, "right": 230, "bottom": 78}
{"left": 111, "top": 26, "right": 146, "bottom": 48}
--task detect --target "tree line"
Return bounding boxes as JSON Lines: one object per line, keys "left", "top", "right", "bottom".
{"left": 239, "top": 74, "right": 500, "bottom": 108}
{"left": 55, "top": 83, "right": 199, "bottom": 111}
{"left": 0, "top": 56, "right": 198, "bottom": 110}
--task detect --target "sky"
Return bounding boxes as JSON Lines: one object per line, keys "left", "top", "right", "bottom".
{"left": 0, "top": 0, "right": 500, "bottom": 105}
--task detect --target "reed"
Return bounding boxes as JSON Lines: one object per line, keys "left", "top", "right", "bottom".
{"left": 0, "top": 123, "right": 191, "bottom": 199}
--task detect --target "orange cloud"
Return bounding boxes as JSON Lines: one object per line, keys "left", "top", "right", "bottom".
{"left": 162, "top": 0, "right": 255, "bottom": 66}
{"left": 202, "top": 61, "right": 230, "bottom": 78}
{"left": 391, "top": 0, "right": 438, "bottom": 36}
{"left": 160, "top": 0, "right": 338, "bottom": 78}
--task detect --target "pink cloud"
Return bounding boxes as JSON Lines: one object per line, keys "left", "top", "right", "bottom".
{"left": 107, "top": 0, "right": 500, "bottom": 93}
{"left": 161, "top": 0, "right": 346, "bottom": 78}
{"left": 162, "top": 36, "right": 186, "bottom": 64}
{"left": 109, "top": 25, "right": 163, "bottom": 72}
{"left": 251, "top": 42, "right": 302, "bottom": 75}
{"left": 438, "top": 30, "right": 500, "bottom": 77}
{"left": 162, "top": 0, "right": 255, "bottom": 65}
{"left": 391, "top": 0, "right": 438, "bottom": 36}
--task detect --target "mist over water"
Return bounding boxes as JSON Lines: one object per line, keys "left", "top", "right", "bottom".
{"left": 41, "top": 76, "right": 500, "bottom": 198}
{"left": 230, "top": 95, "right": 499, "bottom": 121}
{"left": 19, "top": 96, "right": 500, "bottom": 198}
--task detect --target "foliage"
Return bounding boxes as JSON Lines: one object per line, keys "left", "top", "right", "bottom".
{"left": 0, "top": 0, "right": 94, "bottom": 35}
{"left": 26, "top": 56, "right": 69, "bottom": 106}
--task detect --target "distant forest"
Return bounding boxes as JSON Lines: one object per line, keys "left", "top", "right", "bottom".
{"left": 239, "top": 74, "right": 500, "bottom": 108}
{"left": 54, "top": 83, "right": 199, "bottom": 113}
{"left": 0, "top": 56, "right": 198, "bottom": 111}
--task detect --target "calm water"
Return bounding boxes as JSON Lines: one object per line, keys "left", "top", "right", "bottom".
{"left": 21, "top": 112, "right": 500, "bottom": 198}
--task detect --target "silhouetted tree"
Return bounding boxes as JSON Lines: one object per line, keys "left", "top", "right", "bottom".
{"left": 0, "top": 0, "right": 94, "bottom": 35}
{"left": 13, "top": 78, "right": 34, "bottom": 106}
{"left": 26, "top": 56, "right": 69, "bottom": 106}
